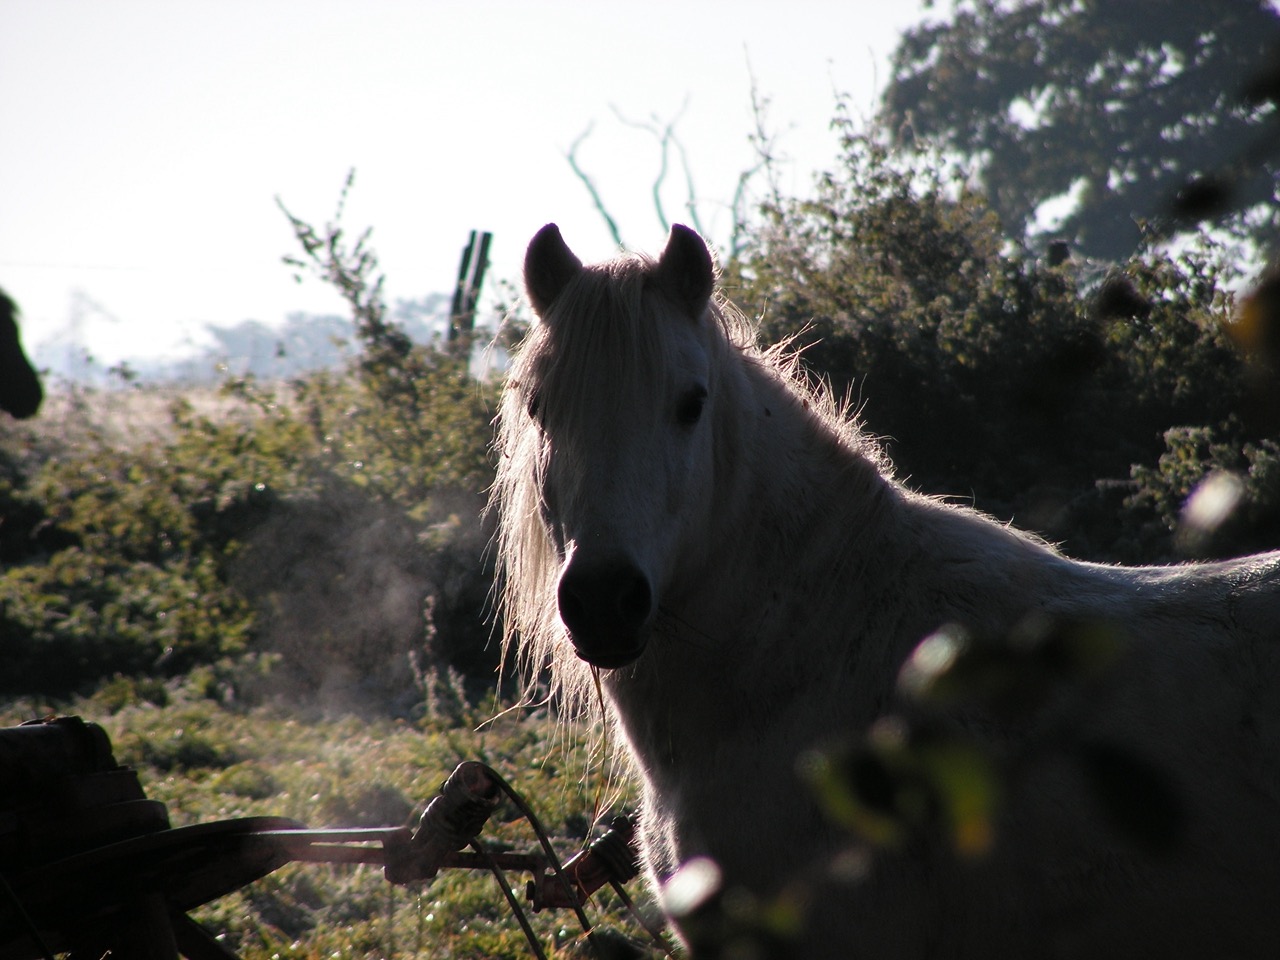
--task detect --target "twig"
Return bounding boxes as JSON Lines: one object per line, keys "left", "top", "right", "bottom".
{"left": 610, "top": 98, "right": 692, "bottom": 234}
{"left": 566, "top": 124, "right": 625, "bottom": 249}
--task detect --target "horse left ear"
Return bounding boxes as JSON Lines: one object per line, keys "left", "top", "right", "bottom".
{"left": 525, "top": 223, "right": 584, "bottom": 317}
{"left": 655, "top": 224, "right": 714, "bottom": 318}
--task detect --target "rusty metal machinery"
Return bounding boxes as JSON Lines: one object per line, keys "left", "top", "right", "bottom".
{"left": 0, "top": 717, "right": 648, "bottom": 960}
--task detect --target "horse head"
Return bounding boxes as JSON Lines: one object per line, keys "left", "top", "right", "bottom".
{"left": 519, "top": 223, "right": 717, "bottom": 669}
{"left": 0, "top": 290, "right": 43, "bottom": 420}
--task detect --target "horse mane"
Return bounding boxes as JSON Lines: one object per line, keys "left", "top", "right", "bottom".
{"left": 490, "top": 250, "right": 886, "bottom": 714}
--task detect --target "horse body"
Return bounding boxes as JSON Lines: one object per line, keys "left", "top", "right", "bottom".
{"left": 495, "top": 223, "right": 1280, "bottom": 956}
{"left": 614, "top": 413, "right": 1280, "bottom": 934}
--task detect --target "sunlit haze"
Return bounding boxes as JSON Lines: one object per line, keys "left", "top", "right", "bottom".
{"left": 1, "top": 1, "right": 924, "bottom": 370}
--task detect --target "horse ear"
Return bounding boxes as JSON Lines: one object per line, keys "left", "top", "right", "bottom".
{"left": 655, "top": 223, "right": 714, "bottom": 318}
{"left": 525, "top": 223, "right": 583, "bottom": 316}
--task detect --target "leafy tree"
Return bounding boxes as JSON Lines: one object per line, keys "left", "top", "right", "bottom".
{"left": 882, "top": 0, "right": 1280, "bottom": 260}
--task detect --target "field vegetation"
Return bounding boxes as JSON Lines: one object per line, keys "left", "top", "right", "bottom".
{"left": 3, "top": 681, "right": 636, "bottom": 959}
{"left": 3, "top": 41, "right": 1280, "bottom": 954}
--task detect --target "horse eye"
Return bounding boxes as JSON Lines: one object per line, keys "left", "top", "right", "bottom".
{"left": 527, "top": 390, "right": 542, "bottom": 421}
{"left": 675, "top": 386, "right": 708, "bottom": 426}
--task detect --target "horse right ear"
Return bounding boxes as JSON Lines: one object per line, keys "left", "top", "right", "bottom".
{"left": 655, "top": 223, "right": 714, "bottom": 319}
{"left": 525, "top": 224, "right": 583, "bottom": 316}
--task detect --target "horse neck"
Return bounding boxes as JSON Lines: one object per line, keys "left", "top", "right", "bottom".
{"left": 714, "top": 361, "right": 1071, "bottom": 604}
{"left": 752, "top": 366, "right": 885, "bottom": 542}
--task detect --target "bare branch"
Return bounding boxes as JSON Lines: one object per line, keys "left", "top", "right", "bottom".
{"left": 566, "top": 123, "right": 625, "bottom": 249}
{"left": 611, "top": 98, "right": 691, "bottom": 234}
{"left": 726, "top": 51, "right": 788, "bottom": 259}
{"left": 668, "top": 130, "right": 707, "bottom": 238}
{"left": 745, "top": 52, "right": 785, "bottom": 213}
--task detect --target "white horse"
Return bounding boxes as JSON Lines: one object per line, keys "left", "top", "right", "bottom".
{"left": 492, "top": 222, "right": 1280, "bottom": 957}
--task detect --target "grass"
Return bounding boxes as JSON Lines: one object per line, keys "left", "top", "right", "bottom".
{"left": 0, "top": 372, "right": 659, "bottom": 957}
{"left": 1, "top": 683, "right": 658, "bottom": 960}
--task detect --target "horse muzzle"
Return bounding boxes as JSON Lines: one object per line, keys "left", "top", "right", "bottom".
{"left": 556, "top": 555, "right": 654, "bottom": 668}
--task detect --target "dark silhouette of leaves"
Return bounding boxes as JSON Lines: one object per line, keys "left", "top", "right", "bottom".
{"left": 883, "top": 1, "right": 1280, "bottom": 260}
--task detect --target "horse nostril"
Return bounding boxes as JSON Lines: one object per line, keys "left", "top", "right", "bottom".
{"left": 557, "top": 559, "right": 654, "bottom": 642}
{"left": 617, "top": 575, "right": 652, "bottom": 626}
{"left": 558, "top": 580, "right": 587, "bottom": 631}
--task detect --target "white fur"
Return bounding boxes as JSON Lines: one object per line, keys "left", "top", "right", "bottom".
{"left": 493, "top": 226, "right": 1280, "bottom": 958}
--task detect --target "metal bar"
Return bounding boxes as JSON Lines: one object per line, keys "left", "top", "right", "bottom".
{"left": 460, "top": 231, "right": 492, "bottom": 336}
{"left": 251, "top": 828, "right": 407, "bottom": 844}
{"left": 448, "top": 231, "right": 478, "bottom": 341}
{"left": 442, "top": 851, "right": 546, "bottom": 874}
{"left": 250, "top": 828, "right": 549, "bottom": 879}
{"left": 280, "top": 844, "right": 387, "bottom": 865}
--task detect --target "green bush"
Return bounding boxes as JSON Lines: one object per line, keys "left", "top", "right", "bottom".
{"left": 0, "top": 396, "right": 282, "bottom": 695}
{"left": 0, "top": 198, "right": 499, "bottom": 703}
{"left": 727, "top": 117, "right": 1278, "bottom": 561}
{"left": 1125, "top": 424, "right": 1280, "bottom": 560}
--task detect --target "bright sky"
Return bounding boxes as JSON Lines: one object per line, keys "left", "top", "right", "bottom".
{"left": 1, "top": 1, "right": 924, "bottom": 368}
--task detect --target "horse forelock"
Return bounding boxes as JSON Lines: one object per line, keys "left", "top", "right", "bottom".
{"left": 520, "top": 255, "right": 751, "bottom": 420}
